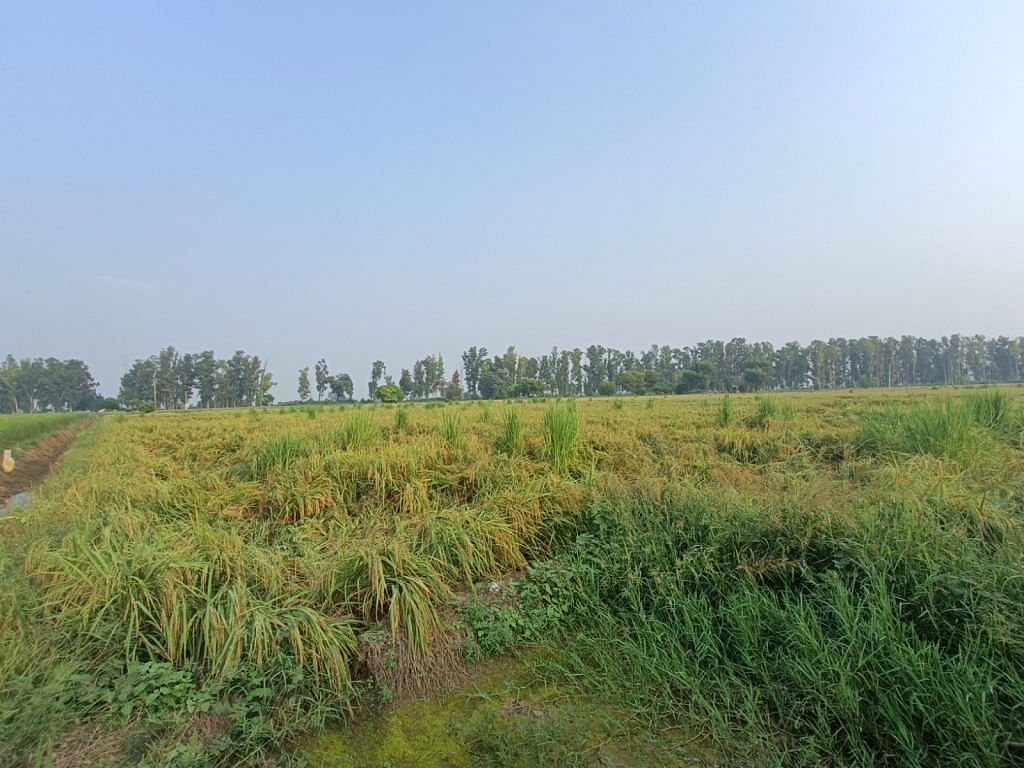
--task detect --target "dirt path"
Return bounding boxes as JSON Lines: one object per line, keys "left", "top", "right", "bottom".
{"left": 0, "top": 426, "right": 84, "bottom": 506}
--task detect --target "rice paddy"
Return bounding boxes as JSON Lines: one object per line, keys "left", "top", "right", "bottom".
{"left": 1, "top": 387, "right": 1023, "bottom": 766}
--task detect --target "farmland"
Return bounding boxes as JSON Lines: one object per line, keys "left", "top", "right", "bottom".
{"left": 2, "top": 388, "right": 1023, "bottom": 767}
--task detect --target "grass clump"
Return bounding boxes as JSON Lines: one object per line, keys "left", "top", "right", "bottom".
{"left": 542, "top": 402, "right": 580, "bottom": 476}
{"left": 441, "top": 411, "right": 466, "bottom": 451}
{"left": 394, "top": 406, "right": 411, "bottom": 431}
{"left": 859, "top": 400, "right": 974, "bottom": 458}
{"left": 716, "top": 393, "right": 733, "bottom": 427}
{"left": 496, "top": 409, "right": 525, "bottom": 456}
{"left": 964, "top": 387, "right": 1011, "bottom": 430}
{"left": 343, "top": 411, "right": 377, "bottom": 448}
{"left": 747, "top": 395, "right": 794, "bottom": 428}
{"left": 248, "top": 431, "right": 308, "bottom": 478}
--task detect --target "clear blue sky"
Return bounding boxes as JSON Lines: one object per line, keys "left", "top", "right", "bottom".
{"left": 4, "top": 2, "right": 1022, "bottom": 398}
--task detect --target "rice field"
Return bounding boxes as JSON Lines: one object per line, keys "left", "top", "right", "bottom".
{"left": 2, "top": 387, "right": 1023, "bottom": 767}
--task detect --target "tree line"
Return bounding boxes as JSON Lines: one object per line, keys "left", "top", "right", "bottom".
{"left": 0, "top": 355, "right": 102, "bottom": 413}
{"left": 4, "top": 333, "right": 1021, "bottom": 413}
{"left": 298, "top": 354, "right": 460, "bottom": 403}
{"left": 118, "top": 348, "right": 274, "bottom": 410}
{"left": 302, "top": 334, "right": 1023, "bottom": 403}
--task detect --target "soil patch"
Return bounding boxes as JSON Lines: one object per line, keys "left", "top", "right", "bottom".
{"left": 0, "top": 426, "right": 83, "bottom": 505}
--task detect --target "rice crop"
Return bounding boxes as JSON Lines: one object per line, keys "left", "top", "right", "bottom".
{"left": 1, "top": 386, "right": 1021, "bottom": 767}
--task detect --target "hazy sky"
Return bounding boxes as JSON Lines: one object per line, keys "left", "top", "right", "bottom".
{"left": 4, "top": 2, "right": 1022, "bottom": 398}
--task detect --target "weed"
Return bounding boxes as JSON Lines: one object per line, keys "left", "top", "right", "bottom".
{"left": 497, "top": 409, "right": 524, "bottom": 456}
{"left": 441, "top": 411, "right": 466, "bottom": 451}
{"left": 716, "top": 393, "right": 733, "bottom": 426}
{"left": 394, "top": 407, "right": 410, "bottom": 431}
{"left": 543, "top": 403, "right": 580, "bottom": 476}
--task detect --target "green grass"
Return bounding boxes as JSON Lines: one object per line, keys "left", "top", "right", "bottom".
{"left": 496, "top": 408, "right": 524, "bottom": 456}
{"left": 522, "top": 487, "right": 1024, "bottom": 766}
{"left": 716, "top": 393, "right": 733, "bottom": 427}
{"left": 346, "top": 411, "right": 378, "bottom": 448}
{"left": 542, "top": 402, "right": 581, "bottom": 476}
{"left": 747, "top": 394, "right": 795, "bottom": 428}
{"left": 441, "top": 411, "right": 466, "bottom": 451}
{"left": 394, "top": 406, "right": 411, "bottom": 431}
{"left": 964, "top": 387, "right": 1012, "bottom": 430}
{"left": 0, "top": 412, "right": 86, "bottom": 453}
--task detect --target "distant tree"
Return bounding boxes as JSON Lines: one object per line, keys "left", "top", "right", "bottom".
{"left": 297, "top": 367, "right": 311, "bottom": 402}
{"left": 193, "top": 351, "right": 219, "bottom": 407}
{"left": 369, "top": 360, "right": 386, "bottom": 400}
{"left": 120, "top": 357, "right": 158, "bottom": 409}
{"left": 478, "top": 367, "right": 510, "bottom": 399}
{"left": 422, "top": 355, "right": 442, "bottom": 397}
{"left": 676, "top": 360, "right": 715, "bottom": 393}
{"left": 445, "top": 371, "right": 463, "bottom": 400}
{"left": 461, "top": 346, "right": 487, "bottom": 397}
{"left": 314, "top": 359, "right": 329, "bottom": 401}
{"left": 513, "top": 378, "right": 544, "bottom": 398}
{"left": 570, "top": 348, "right": 584, "bottom": 395}
{"left": 376, "top": 383, "right": 404, "bottom": 403}
{"left": 743, "top": 355, "right": 774, "bottom": 391}
{"left": 412, "top": 360, "right": 427, "bottom": 398}
{"left": 399, "top": 368, "right": 413, "bottom": 398}
{"left": 597, "top": 380, "right": 616, "bottom": 396}
{"left": 619, "top": 369, "right": 646, "bottom": 395}
{"left": 585, "top": 345, "right": 606, "bottom": 395}
{"left": 330, "top": 373, "right": 354, "bottom": 401}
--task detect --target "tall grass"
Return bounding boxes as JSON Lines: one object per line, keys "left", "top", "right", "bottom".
{"left": 860, "top": 400, "right": 975, "bottom": 458}
{"left": 394, "top": 406, "right": 411, "bottom": 431}
{"left": 747, "top": 395, "right": 794, "bottom": 428}
{"left": 528, "top": 488, "right": 1024, "bottom": 766}
{"left": 497, "top": 409, "right": 524, "bottom": 456}
{"left": 964, "top": 388, "right": 1011, "bottom": 430}
{"left": 248, "top": 431, "right": 308, "bottom": 478}
{"left": 343, "top": 411, "right": 377, "bottom": 449}
{"left": 716, "top": 393, "right": 733, "bottom": 427}
{"left": 441, "top": 411, "right": 466, "bottom": 451}
{"left": 543, "top": 403, "right": 580, "bottom": 476}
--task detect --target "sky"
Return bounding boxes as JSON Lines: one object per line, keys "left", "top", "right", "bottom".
{"left": 3, "top": 2, "right": 1023, "bottom": 399}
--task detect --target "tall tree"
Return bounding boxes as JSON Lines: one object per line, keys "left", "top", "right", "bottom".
{"left": 369, "top": 360, "right": 386, "bottom": 400}
{"left": 330, "top": 373, "right": 354, "bottom": 401}
{"left": 314, "top": 359, "right": 329, "bottom": 402}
